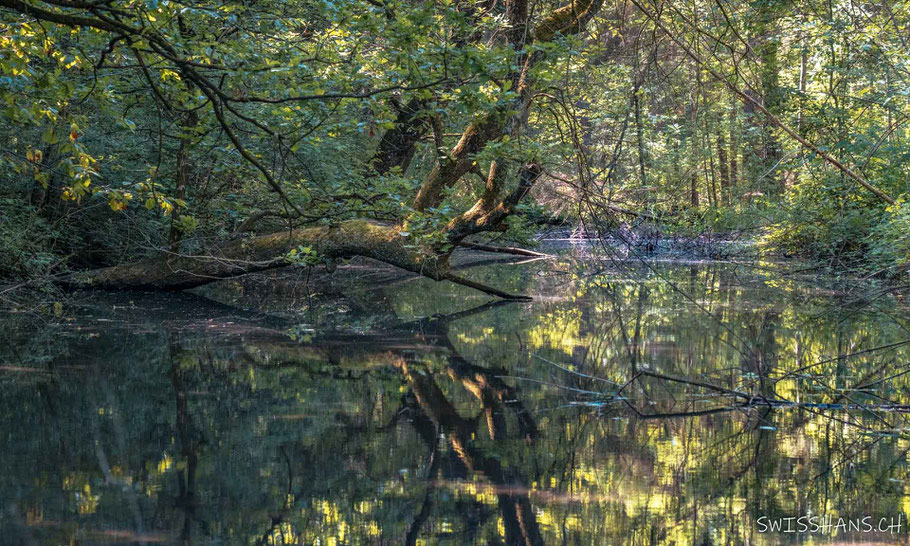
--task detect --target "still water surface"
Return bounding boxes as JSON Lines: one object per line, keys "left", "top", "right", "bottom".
{"left": 2, "top": 248, "right": 910, "bottom": 544}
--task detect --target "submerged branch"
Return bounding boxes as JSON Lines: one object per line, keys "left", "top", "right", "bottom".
{"left": 443, "top": 273, "right": 532, "bottom": 300}
{"left": 456, "top": 242, "right": 550, "bottom": 258}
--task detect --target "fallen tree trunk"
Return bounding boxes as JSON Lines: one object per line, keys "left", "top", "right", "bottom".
{"left": 66, "top": 164, "right": 547, "bottom": 298}
{"left": 65, "top": 219, "right": 533, "bottom": 299}
{"left": 67, "top": 220, "right": 440, "bottom": 291}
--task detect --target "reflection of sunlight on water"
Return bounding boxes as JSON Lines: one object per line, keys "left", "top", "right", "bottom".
{"left": 434, "top": 478, "right": 624, "bottom": 504}
{"left": 0, "top": 257, "right": 909, "bottom": 544}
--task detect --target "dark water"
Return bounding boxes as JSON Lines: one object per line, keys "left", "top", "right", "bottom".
{"left": 2, "top": 249, "right": 910, "bottom": 545}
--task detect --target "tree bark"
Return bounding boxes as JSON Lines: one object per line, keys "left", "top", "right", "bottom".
{"left": 729, "top": 103, "right": 739, "bottom": 190}
{"left": 370, "top": 97, "right": 428, "bottom": 176}
{"left": 633, "top": 89, "right": 648, "bottom": 189}
{"left": 717, "top": 132, "right": 730, "bottom": 204}
{"left": 169, "top": 110, "right": 198, "bottom": 250}
{"left": 68, "top": 220, "right": 443, "bottom": 290}
{"left": 690, "top": 173, "right": 699, "bottom": 208}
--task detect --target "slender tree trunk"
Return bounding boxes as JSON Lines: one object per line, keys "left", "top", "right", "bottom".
{"left": 690, "top": 173, "right": 699, "bottom": 208}
{"left": 633, "top": 89, "right": 648, "bottom": 189}
{"left": 797, "top": 34, "right": 808, "bottom": 136}
{"left": 690, "top": 32, "right": 702, "bottom": 209}
{"left": 706, "top": 155, "right": 718, "bottom": 207}
{"left": 717, "top": 132, "right": 730, "bottom": 205}
{"left": 729, "top": 104, "right": 739, "bottom": 191}
{"left": 169, "top": 110, "right": 198, "bottom": 250}
{"left": 886, "top": 67, "right": 893, "bottom": 145}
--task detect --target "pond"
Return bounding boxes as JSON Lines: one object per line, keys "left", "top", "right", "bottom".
{"left": 2, "top": 245, "right": 910, "bottom": 545}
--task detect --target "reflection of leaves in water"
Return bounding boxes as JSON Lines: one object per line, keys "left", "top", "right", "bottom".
{"left": 0, "top": 257, "right": 909, "bottom": 544}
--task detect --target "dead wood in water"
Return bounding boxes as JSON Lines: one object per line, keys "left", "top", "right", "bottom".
{"left": 65, "top": 219, "right": 537, "bottom": 300}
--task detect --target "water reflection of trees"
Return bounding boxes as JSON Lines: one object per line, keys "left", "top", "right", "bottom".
{"left": 1, "top": 262, "right": 909, "bottom": 544}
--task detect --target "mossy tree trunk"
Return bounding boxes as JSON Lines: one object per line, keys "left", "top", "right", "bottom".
{"left": 71, "top": 162, "right": 543, "bottom": 298}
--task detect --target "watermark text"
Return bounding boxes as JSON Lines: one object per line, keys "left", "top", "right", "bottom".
{"left": 756, "top": 514, "right": 903, "bottom": 535}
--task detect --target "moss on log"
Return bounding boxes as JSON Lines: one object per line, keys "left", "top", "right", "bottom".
{"left": 69, "top": 220, "right": 445, "bottom": 291}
